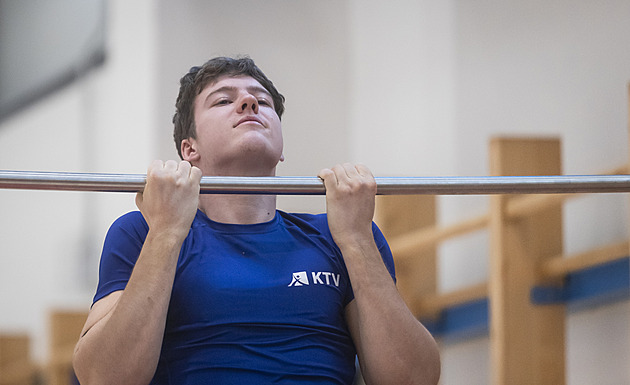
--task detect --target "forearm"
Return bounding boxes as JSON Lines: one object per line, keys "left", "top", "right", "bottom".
{"left": 73, "top": 231, "right": 183, "bottom": 385}
{"left": 341, "top": 237, "right": 440, "bottom": 385}
{"left": 317, "top": 163, "right": 440, "bottom": 383}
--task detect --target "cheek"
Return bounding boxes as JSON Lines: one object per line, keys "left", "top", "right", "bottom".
{"left": 195, "top": 112, "right": 225, "bottom": 138}
{"left": 273, "top": 122, "right": 283, "bottom": 148}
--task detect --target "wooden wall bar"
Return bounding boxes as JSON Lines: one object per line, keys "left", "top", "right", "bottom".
{"left": 46, "top": 310, "right": 87, "bottom": 385}
{"left": 488, "top": 137, "right": 566, "bottom": 385}
{"left": 375, "top": 195, "right": 436, "bottom": 317}
{"left": 374, "top": 133, "right": 629, "bottom": 384}
{"left": 0, "top": 334, "right": 33, "bottom": 385}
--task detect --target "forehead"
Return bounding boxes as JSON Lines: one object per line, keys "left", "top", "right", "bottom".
{"left": 200, "top": 75, "right": 268, "bottom": 96}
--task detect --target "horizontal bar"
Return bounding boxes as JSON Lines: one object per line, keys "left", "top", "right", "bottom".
{"left": 0, "top": 170, "right": 629, "bottom": 195}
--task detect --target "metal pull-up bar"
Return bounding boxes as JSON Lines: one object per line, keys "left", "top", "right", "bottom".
{"left": 0, "top": 170, "right": 629, "bottom": 195}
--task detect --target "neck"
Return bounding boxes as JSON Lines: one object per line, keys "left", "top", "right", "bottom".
{"left": 198, "top": 191, "right": 277, "bottom": 225}
{"left": 193, "top": 162, "right": 280, "bottom": 224}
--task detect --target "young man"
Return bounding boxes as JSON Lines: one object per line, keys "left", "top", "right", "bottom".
{"left": 72, "top": 57, "right": 440, "bottom": 385}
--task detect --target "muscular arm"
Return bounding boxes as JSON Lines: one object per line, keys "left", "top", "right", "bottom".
{"left": 319, "top": 164, "right": 440, "bottom": 385}
{"left": 72, "top": 160, "right": 201, "bottom": 385}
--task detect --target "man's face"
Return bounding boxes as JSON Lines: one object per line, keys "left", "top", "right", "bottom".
{"left": 186, "top": 75, "right": 284, "bottom": 175}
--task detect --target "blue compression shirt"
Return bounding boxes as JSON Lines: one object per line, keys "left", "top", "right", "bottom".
{"left": 94, "top": 210, "right": 395, "bottom": 385}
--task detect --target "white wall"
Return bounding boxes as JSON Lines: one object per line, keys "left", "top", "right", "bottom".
{"left": 0, "top": 0, "right": 627, "bottom": 382}
{"left": 0, "top": 0, "right": 158, "bottom": 360}
{"left": 347, "top": 0, "right": 456, "bottom": 177}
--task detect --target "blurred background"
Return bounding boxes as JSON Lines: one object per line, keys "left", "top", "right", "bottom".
{"left": 0, "top": 0, "right": 629, "bottom": 384}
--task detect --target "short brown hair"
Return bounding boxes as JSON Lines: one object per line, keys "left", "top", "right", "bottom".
{"left": 172, "top": 56, "right": 285, "bottom": 159}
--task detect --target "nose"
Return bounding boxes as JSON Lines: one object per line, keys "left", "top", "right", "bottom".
{"left": 237, "top": 93, "right": 259, "bottom": 114}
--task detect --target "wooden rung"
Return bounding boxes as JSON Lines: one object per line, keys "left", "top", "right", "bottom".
{"left": 0, "top": 334, "right": 33, "bottom": 385}
{"left": 388, "top": 214, "right": 489, "bottom": 262}
{"left": 506, "top": 193, "right": 573, "bottom": 219}
{"left": 541, "top": 239, "right": 630, "bottom": 279}
{"left": 419, "top": 282, "right": 488, "bottom": 318}
{"left": 414, "top": 239, "right": 628, "bottom": 318}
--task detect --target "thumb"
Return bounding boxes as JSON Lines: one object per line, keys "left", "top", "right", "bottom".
{"left": 135, "top": 191, "right": 143, "bottom": 210}
{"left": 317, "top": 168, "right": 336, "bottom": 186}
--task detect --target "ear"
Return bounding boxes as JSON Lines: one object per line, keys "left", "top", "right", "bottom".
{"left": 181, "top": 138, "right": 201, "bottom": 163}
{"left": 280, "top": 154, "right": 285, "bottom": 162}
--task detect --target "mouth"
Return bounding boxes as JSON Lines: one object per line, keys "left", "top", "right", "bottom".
{"left": 234, "top": 116, "right": 265, "bottom": 128}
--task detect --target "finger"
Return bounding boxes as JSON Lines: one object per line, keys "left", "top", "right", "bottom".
{"left": 164, "top": 159, "right": 178, "bottom": 172}
{"left": 355, "top": 163, "right": 374, "bottom": 179}
{"left": 341, "top": 163, "right": 360, "bottom": 180}
{"left": 190, "top": 165, "right": 203, "bottom": 182}
{"left": 331, "top": 164, "right": 349, "bottom": 182}
{"left": 147, "top": 159, "right": 164, "bottom": 175}
{"left": 175, "top": 160, "right": 192, "bottom": 178}
{"left": 356, "top": 163, "right": 377, "bottom": 193}
{"left": 317, "top": 167, "right": 334, "bottom": 181}
{"left": 317, "top": 168, "right": 337, "bottom": 189}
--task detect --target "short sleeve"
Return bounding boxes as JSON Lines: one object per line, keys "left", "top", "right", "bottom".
{"left": 372, "top": 222, "right": 396, "bottom": 283}
{"left": 93, "top": 211, "right": 149, "bottom": 304}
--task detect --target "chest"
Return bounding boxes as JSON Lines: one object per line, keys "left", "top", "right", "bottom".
{"left": 166, "top": 227, "right": 351, "bottom": 329}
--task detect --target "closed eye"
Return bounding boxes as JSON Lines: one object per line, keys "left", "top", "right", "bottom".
{"left": 213, "top": 99, "right": 232, "bottom": 106}
{"left": 258, "top": 98, "right": 272, "bottom": 107}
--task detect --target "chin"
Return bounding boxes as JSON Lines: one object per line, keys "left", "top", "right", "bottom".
{"left": 240, "top": 138, "right": 282, "bottom": 159}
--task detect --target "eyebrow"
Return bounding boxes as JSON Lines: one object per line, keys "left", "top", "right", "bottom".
{"left": 203, "top": 85, "right": 272, "bottom": 106}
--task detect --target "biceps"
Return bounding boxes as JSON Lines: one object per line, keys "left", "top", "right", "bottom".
{"left": 344, "top": 300, "right": 364, "bottom": 355}
{"left": 79, "top": 290, "right": 123, "bottom": 338}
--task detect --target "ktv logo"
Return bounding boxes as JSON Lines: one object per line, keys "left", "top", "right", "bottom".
{"left": 288, "top": 271, "right": 340, "bottom": 287}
